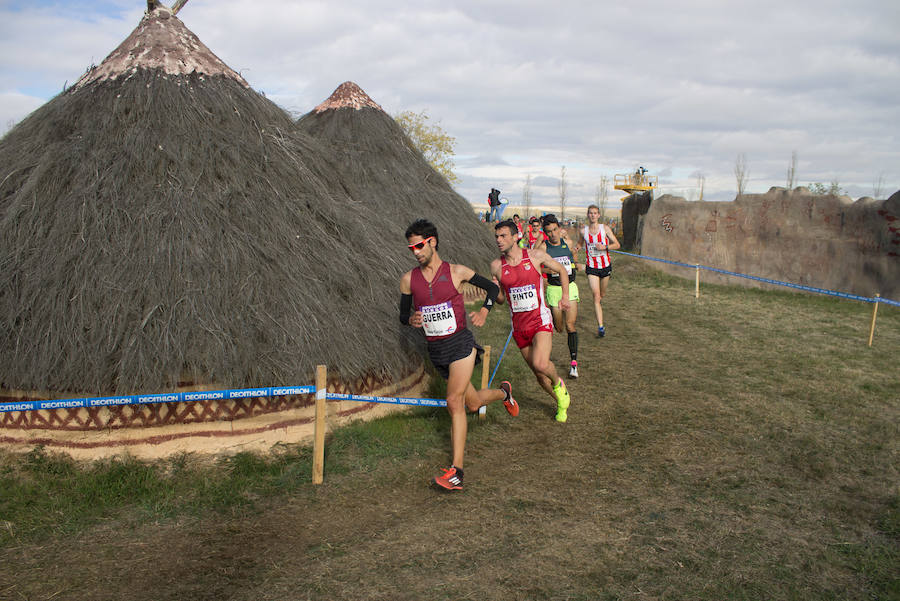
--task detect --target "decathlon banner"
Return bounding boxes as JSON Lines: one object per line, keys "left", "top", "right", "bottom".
{"left": 0, "top": 385, "right": 316, "bottom": 414}
{"left": 327, "top": 392, "right": 447, "bottom": 407}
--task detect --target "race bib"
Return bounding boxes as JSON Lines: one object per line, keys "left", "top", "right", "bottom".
{"left": 556, "top": 255, "right": 573, "bottom": 275}
{"left": 420, "top": 302, "right": 457, "bottom": 337}
{"left": 509, "top": 284, "right": 539, "bottom": 313}
{"left": 587, "top": 242, "right": 605, "bottom": 258}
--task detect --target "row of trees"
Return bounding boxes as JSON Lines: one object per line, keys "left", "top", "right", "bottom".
{"left": 395, "top": 112, "right": 890, "bottom": 203}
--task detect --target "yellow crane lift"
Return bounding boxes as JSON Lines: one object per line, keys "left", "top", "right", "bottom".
{"left": 614, "top": 166, "right": 657, "bottom": 198}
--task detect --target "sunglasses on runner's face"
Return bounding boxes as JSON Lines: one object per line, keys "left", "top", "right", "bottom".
{"left": 408, "top": 236, "right": 435, "bottom": 251}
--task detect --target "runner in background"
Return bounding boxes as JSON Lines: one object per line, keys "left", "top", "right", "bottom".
{"left": 526, "top": 216, "right": 548, "bottom": 249}
{"left": 491, "top": 220, "right": 574, "bottom": 423}
{"left": 400, "top": 219, "right": 518, "bottom": 491}
{"left": 537, "top": 214, "right": 581, "bottom": 378}
{"left": 577, "top": 205, "right": 620, "bottom": 338}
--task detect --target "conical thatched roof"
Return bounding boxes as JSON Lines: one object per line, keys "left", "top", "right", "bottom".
{"left": 296, "top": 82, "right": 496, "bottom": 272}
{"left": 0, "top": 7, "right": 416, "bottom": 396}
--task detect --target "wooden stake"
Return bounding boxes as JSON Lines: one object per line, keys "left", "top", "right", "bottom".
{"left": 695, "top": 264, "right": 700, "bottom": 299}
{"left": 868, "top": 294, "right": 880, "bottom": 347}
{"left": 171, "top": 0, "right": 189, "bottom": 14}
{"left": 312, "top": 365, "right": 327, "bottom": 484}
{"left": 479, "top": 345, "right": 492, "bottom": 419}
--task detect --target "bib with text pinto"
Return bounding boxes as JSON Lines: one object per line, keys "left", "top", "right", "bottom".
{"left": 509, "top": 284, "right": 539, "bottom": 313}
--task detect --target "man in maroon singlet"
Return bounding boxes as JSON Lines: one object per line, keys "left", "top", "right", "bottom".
{"left": 490, "top": 220, "right": 574, "bottom": 423}
{"left": 400, "top": 219, "right": 518, "bottom": 491}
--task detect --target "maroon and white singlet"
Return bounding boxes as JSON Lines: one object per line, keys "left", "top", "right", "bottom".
{"left": 409, "top": 261, "right": 467, "bottom": 342}
{"left": 583, "top": 224, "right": 611, "bottom": 269}
{"left": 499, "top": 249, "right": 553, "bottom": 348}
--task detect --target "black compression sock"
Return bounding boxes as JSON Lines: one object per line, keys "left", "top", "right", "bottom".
{"left": 568, "top": 331, "right": 578, "bottom": 361}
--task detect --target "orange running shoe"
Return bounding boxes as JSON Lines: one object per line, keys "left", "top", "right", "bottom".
{"left": 433, "top": 466, "right": 464, "bottom": 491}
{"left": 500, "top": 381, "right": 519, "bottom": 416}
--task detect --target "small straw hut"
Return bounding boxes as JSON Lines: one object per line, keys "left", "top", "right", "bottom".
{"left": 296, "top": 82, "right": 496, "bottom": 274}
{"left": 0, "top": 3, "right": 423, "bottom": 454}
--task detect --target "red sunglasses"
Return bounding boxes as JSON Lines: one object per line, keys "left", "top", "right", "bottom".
{"left": 408, "top": 236, "right": 435, "bottom": 251}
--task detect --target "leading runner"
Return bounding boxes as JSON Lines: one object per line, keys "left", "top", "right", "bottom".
{"left": 400, "top": 219, "right": 518, "bottom": 492}
{"left": 490, "top": 219, "right": 574, "bottom": 422}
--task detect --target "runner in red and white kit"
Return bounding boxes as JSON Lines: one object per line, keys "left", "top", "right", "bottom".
{"left": 577, "top": 204, "right": 620, "bottom": 338}
{"left": 400, "top": 219, "right": 518, "bottom": 491}
{"left": 490, "top": 220, "right": 574, "bottom": 422}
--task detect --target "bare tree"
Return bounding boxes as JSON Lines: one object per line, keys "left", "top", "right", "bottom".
{"left": 523, "top": 174, "right": 533, "bottom": 217}
{"left": 873, "top": 172, "right": 886, "bottom": 199}
{"left": 597, "top": 175, "right": 609, "bottom": 220}
{"left": 734, "top": 153, "right": 749, "bottom": 197}
{"left": 558, "top": 165, "right": 568, "bottom": 220}
{"left": 786, "top": 150, "right": 797, "bottom": 189}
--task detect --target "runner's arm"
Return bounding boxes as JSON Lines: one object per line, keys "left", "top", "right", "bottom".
{"left": 489, "top": 259, "right": 506, "bottom": 304}
{"left": 605, "top": 225, "right": 621, "bottom": 250}
{"left": 399, "top": 271, "right": 422, "bottom": 327}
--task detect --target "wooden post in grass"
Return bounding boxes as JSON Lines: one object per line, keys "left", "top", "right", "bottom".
{"left": 479, "top": 345, "right": 491, "bottom": 419}
{"left": 695, "top": 264, "right": 700, "bottom": 298}
{"left": 868, "top": 294, "right": 880, "bottom": 347}
{"left": 313, "top": 365, "right": 327, "bottom": 484}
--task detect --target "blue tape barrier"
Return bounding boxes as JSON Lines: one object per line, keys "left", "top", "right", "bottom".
{"left": 327, "top": 392, "right": 446, "bottom": 407}
{"left": 611, "top": 250, "right": 900, "bottom": 307}
{"left": 0, "top": 385, "right": 315, "bottom": 414}
{"left": 488, "top": 329, "right": 515, "bottom": 387}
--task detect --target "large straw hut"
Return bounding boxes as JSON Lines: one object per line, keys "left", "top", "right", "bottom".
{"left": 0, "top": 3, "right": 423, "bottom": 456}
{"left": 296, "top": 82, "right": 496, "bottom": 274}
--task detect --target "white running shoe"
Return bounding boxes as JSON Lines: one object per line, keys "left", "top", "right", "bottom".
{"left": 569, "top": 360, "right": 578, "bottom": 378}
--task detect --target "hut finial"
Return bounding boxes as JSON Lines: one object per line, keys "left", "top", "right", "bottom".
{"left": 172, "top": 0, "right": 189, "bottom": 14}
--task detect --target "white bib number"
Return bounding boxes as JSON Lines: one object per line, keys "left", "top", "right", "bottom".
{"left": 587, "top": 242, "right": 605, "bottom": 258}
{"left": 421, "top": 302, "right": 457, "bottom": 337}
{"left": 556, "top": 255, "right": 573, "bottom": 275}
{"left": 509, "top": 284, "right": 539, "bottom": 313}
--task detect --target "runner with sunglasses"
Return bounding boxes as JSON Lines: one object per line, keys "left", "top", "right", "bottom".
{"left": 399, "top": 219, "right": 519, "bottom": 492}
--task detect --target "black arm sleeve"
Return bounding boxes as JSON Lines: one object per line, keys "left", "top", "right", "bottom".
{"left": 399, "top": 293, "right": 413, "bottom": 326}
{"left": 468, "top": 273, "right": 499, "bottom": 311}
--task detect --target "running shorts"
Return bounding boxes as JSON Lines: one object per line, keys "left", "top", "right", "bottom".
{"left": 586, "top": 265, "right": 612, "bottom": 279}
{"left": 426, "top": 328, "right": 483, "bottom": 379}
{"left": 545, "top": 282, "right": 579, "bottom": 307}
{"left": 512, "top": 322, "right": 554, "bottom": 349}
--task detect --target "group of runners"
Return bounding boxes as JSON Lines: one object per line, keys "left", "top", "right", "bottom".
{"left": 399, "top": 206, "right": 620, "bottom": 491}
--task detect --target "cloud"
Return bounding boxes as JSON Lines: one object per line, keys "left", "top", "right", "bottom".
{"left": 1, "top": 0, "right": 898, "bottom": 204}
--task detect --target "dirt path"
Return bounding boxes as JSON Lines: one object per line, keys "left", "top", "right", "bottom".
{"left": 3, "top": 267, "right": 896, "bottom": 600}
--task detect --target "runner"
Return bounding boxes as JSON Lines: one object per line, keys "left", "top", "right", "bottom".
{"left": 537, "top": 214, "right": 581, "bottom": 378}
{"left": 526, "top": 216, "right": 548, "bottom": 249}
{"left": 490, "top": 219, "right": 574, "bottom": 423}
{"left": 400, "top": 219, "right": 519, "bottom": 492}
{"left": 577, "top": 204, "right": 620, "bottom": 338}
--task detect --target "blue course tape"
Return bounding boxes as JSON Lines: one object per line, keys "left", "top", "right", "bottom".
{"left": 611, "top": 250, "right": 900, "bottom": 307}
{"left": 488, "top": 328, "right": 515, "bottom": 387}
{"left": 0, "top": 385, "right": 315, "bottom": 414}
{"left": 327, "top": 392, "right": 446, "bottom": 407}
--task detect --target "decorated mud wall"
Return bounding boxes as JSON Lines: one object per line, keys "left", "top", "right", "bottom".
{"left": 640, "top": 188, "right": 900, "bottom": 299}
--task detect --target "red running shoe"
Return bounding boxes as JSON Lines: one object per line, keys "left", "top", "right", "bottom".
{"left": 500, "top": 381, "right": 519, "bottom": 416}
{"left": 433, "top": 466, "right": 464, "bottom": 491}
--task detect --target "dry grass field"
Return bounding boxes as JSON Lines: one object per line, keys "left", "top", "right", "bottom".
{"left": 1, "top": 256, "right": 897, "bottom": 600}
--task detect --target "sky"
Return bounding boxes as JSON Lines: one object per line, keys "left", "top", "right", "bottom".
{"left": 1, "top": 0, "right": 898, "bottom": 211}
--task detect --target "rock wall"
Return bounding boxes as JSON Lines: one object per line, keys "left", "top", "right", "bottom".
{"left": 640, "top": 188, "right": 899, "bottom": 299}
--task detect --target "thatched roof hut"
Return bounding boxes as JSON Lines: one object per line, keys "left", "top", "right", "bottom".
{"left": 296, "top": 82, "right": 496, "bottom": 273}
{"left": 0, "top": 5, "right": 417, "bottom": 398}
